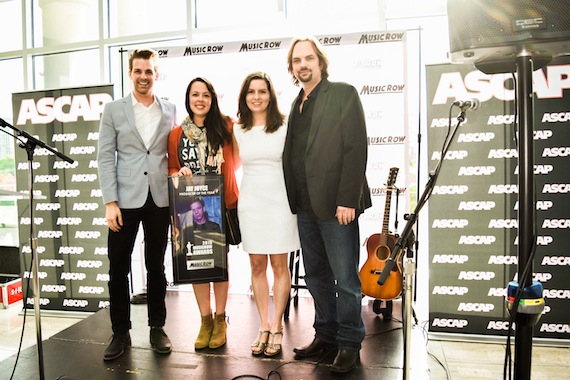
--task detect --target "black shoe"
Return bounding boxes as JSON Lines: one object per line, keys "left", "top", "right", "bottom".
{"left": 331, "top": 349, "right": 360, "bottom": 373}
{"left": 293, "top": 337, "right": 337, "bottom": 358}
{"left": 104, "top": 331, "right": 131, "bottom": 361}
{"left": 150, "top": 326, "right": 172, "bottom": 354}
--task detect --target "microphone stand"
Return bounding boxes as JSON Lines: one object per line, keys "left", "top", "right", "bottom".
{"left": 0, "top": 118, "right": 74, "bottom": 380}
{"left": 377, "top": 109, "right": 467, "bottom": 380}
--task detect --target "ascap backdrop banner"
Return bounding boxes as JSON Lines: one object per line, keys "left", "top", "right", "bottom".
{"left": 426, "top": 56, "right": 570, "bottom": 341}
{"left": 154, "top": 30, "right": 414, "bottom": 296}
{"left": 12, "top": 85, "right": 113, "bottom": 312}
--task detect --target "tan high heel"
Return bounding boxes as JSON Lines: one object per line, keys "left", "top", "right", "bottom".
{"left": 250, "top": 330, "right": 269, "bottom": 355}
{"left": 264, "top": 329, "right": 283, "bottom": 357}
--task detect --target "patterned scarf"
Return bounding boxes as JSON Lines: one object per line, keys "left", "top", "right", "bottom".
{"left": 180, "top": 116, "right": 224, "bottom": 175}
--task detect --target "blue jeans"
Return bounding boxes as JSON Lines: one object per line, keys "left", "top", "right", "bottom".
{"left": 297, "top": 209, "right": 365, "bottom": 351}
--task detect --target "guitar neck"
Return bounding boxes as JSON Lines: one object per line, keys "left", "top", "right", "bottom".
{"left": 380, "top": 187, "right": 393, "bottom": 245}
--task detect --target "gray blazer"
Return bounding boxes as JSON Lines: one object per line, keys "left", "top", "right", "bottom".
{"left": 97, "top": 94, "right": 176, "bottom": 209}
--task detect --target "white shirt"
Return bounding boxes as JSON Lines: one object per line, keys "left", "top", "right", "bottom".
{"left": 131, "top": 93, "right": 161, "bottom": 148}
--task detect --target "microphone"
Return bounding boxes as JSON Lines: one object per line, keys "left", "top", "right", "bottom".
{"left": 453, "top": 98, "right": 480, "bottom": 110}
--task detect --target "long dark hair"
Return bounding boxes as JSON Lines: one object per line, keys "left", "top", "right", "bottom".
{"left": 237, "top": 72, "right": 284, "bottom": 133}
{"left": 185, "top": 77, "right": 231, "bottom": 149}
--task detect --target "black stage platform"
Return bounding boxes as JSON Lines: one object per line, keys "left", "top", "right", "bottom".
{"left": 1, "top": 291, "right": 430, "bottom": 379}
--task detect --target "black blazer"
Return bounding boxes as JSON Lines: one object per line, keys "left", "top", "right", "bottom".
{"left": 283, "top": 79, "right": 372, "bottom": 220}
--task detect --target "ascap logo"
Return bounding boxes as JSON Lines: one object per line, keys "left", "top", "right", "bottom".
{"left": 38, "top": 230, "right": 63, "bottom": 239}
{"left": 522, "top": 236, "right": 554, "bottom": 246}
{"left": 53, "top": 161, "right": 79, "bottom": 169}
{"left": 458, "top": 166, "right": 495, "bottom": 176}
{"left": 24, "top": 271, "right": 48, "bottom": 279}
{"left": 542, "top": 112, "right": 570, "bottom": 122}
{"left": 55, "top": 189, "right": 80, "bottom": 198}
{"left": 514, "top": 200, "right": 554, "bottom": 210}
{"left": 359, "top": 32, "right": 404, "bottom": 43}
{"left": 39, "top": 259, "right": 65, "bottom": 267}
{"left": 98, "top": 301, "right": 110, "bottom": 308}
{"left": 69, "top": 146, "right": 96, "bottom": 155}
{"left": 16, "top": 93, "right": 112, "bottom": 125}
{"left": 488, "top": 149, "right": 518, "bottom": 159}
{"left": 59, "top": 246, "right": 84, "bottom": 255}
{"left": 239, "top": 41, "right": 282, "bottom": 51}
{"left": 71, "top": 174, "right": 98, "bottom": 183}
{"left": 514, "top": 164, "right": 554, "bottom": 175}
{"left": 459, "top": 235, "right": 496, "bottom": 245}
{"left": 60, "top": 272, "right": 87, "bottom": 280}
{"left": 77, "top": 260, "right": 103, "bottom": 268}
{"left": 360, "top": 84, "right": 405, "bottom": 94}
{"left": 543, "top": 147, "right": 570, "bottom": 157}
{"left": 75, "top": 231, "right": 102, "bottom": 239}
{"left": 431, "top": 66, "right": 570, "bottom": 105}
{"left": 539, "top": 323, "right": 570, "bottom": 333}
{"left": 42, "top": 284, "right": 66, "bottom": 293}
{"left": 534, "top": 273, "right": 553, "bottom": 282}
{"left": 534, "top": 130, "right": 553, "bottom": 140}
{"left": 73, "top": 203, "right": 99, "bottom": 211}
{"left": 543, "top": 289, "right": 570, "bottom": 299}
{"left": 487, "top": 321, "right": 513, "bottom": 330}
{"left": 57, "top": 217, "right": 82, "bottom": 225}
{"left": 488, "top": 255, "right": 517, "bottom": 265}
{"left": 62, "top": 299, "right": 89, "bottom": 308}
{"left": 542, "top": 219, "right": 570, "bottom": 228}
{"left": 430, "top": 117, "right": 461, "bottom": 128}
{"left": 94, "top": 247, "right": 108, "bottom": 255}
{"left": 89, "top": 160, "right": 98, "bottom": 168}
{"left": 34, "top": 147, "right": 57, "bottom": 156}
{"left": 432, "top": 185, "right": 469, "bottom": 195}
{"left": 488, "top": 287, "right": 507, "bottom": 297}
{"left": 78, "top": 286, "right": 105, "bottom": 294}
{"left": 96, "top": 273, "right": 110, "bottom": 282}
{"left": 18, "top": 161, "right": 40, "bottom": 170}
{"left": 52, "top": 133, "right": 77, "bottom": 142}
{"left": 432, "top": 286, "right": 468, "bottom": 295}
{"left": 431, "top": 318, "right": 468, "bottom": 328}
{"left": 488, "top": 184, "right": 518, "bottom": 194}
{"left": 457, "top": 132, "right": 495, "bottom": 143}
{"left": 431, "top": 150, "right": 468, "bottom": 160}
{"left": 487, "top": 115, "right": 515, "bottom": 125}
{"left": 20, "top": 217, "right": 44, "bottom": 225}
{"left": 458, "top": 271, "right": 495, "bottom": 280}
{"left": 458, "top": 302, "right": 494, "bottom": 312}
{"left": 90, "top": 189, "right": 102, "bottom": 197}
{"left": 27, "top": 297, "right": 50, "bottom": 306}
{"left": 458, "top": 201, "right": 495, "bottom": 211}
{"left": 22, "top": 245, "right": 46, "bottom": 254}
{"left": 92, "top": 217, "right": 106, "bottom": 225}
{"left": 488, "top": 219, "right": 518, "bottom": 228}
{"left": 35, "top": 174, "right": 59, "bottom": 183}
{"left": 432, "top": 254, "right": 469, "bottom": 264}
{"left": 541, "top": 256, "right": 570, "bottom": 266}
{"left": 87, "top": 132, "right": 99, "bottom": 140}
{"left": 543, "top": 184, "right": 570, "bottom": 193}
{"left": 432, "top": 219, "right": 469, "bottom": 228}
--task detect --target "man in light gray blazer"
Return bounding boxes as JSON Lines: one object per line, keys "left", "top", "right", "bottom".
{"left": 97, "top": 48, "right": 176, "bottom": 361}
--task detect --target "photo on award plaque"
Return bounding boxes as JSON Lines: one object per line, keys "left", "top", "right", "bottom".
{"left": 168, "top": 175, "right": 228, "bottom": 284}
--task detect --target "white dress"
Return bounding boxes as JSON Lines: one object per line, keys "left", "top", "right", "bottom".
{"left": 233, "top": 123, "right": 300, "bottom": 254}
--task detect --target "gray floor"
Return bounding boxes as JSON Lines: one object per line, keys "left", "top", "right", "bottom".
{"left": 0, "top": 292, "right": 568, "bottom": 379}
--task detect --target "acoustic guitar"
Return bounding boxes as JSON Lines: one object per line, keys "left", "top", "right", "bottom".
{"left": 360, "top": 167, "right": 402, "bottom": 300}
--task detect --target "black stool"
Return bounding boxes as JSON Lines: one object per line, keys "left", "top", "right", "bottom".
{"left": 284, "top": 249, "right": 306, "bottom": 320}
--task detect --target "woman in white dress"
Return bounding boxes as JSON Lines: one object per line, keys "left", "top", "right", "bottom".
{"left": 233, "top": 72, "right": 301, "bottom": 356}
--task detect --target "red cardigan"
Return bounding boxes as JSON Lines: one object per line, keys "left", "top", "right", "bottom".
{"left": 167, "top": 119, "right": 239, "bottom": 210}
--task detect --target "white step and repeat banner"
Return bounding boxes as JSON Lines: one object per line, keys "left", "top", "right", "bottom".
{"left": 427, "top": 56, "right": 570, "bottom": 341}
{"left": 154, "top": 31, "right": 412, "bottom": 296}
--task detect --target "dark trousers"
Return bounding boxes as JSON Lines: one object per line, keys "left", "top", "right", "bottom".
{"left": 107, "top": 192, "right": 170, "bottom": 333}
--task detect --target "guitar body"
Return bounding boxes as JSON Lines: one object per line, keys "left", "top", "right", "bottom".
{"left": 359, "top": 167, "right": 402, "bottom": 300}
{"left": 360, "top": 233, "right": 403, "bottom": 300}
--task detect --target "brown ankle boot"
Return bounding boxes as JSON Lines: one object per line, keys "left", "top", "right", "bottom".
{"left": 209, "top": 312, "right": 227, "bottom": 349}
{"left": 195, "top": 314, "right": 213, "bottom": 350}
